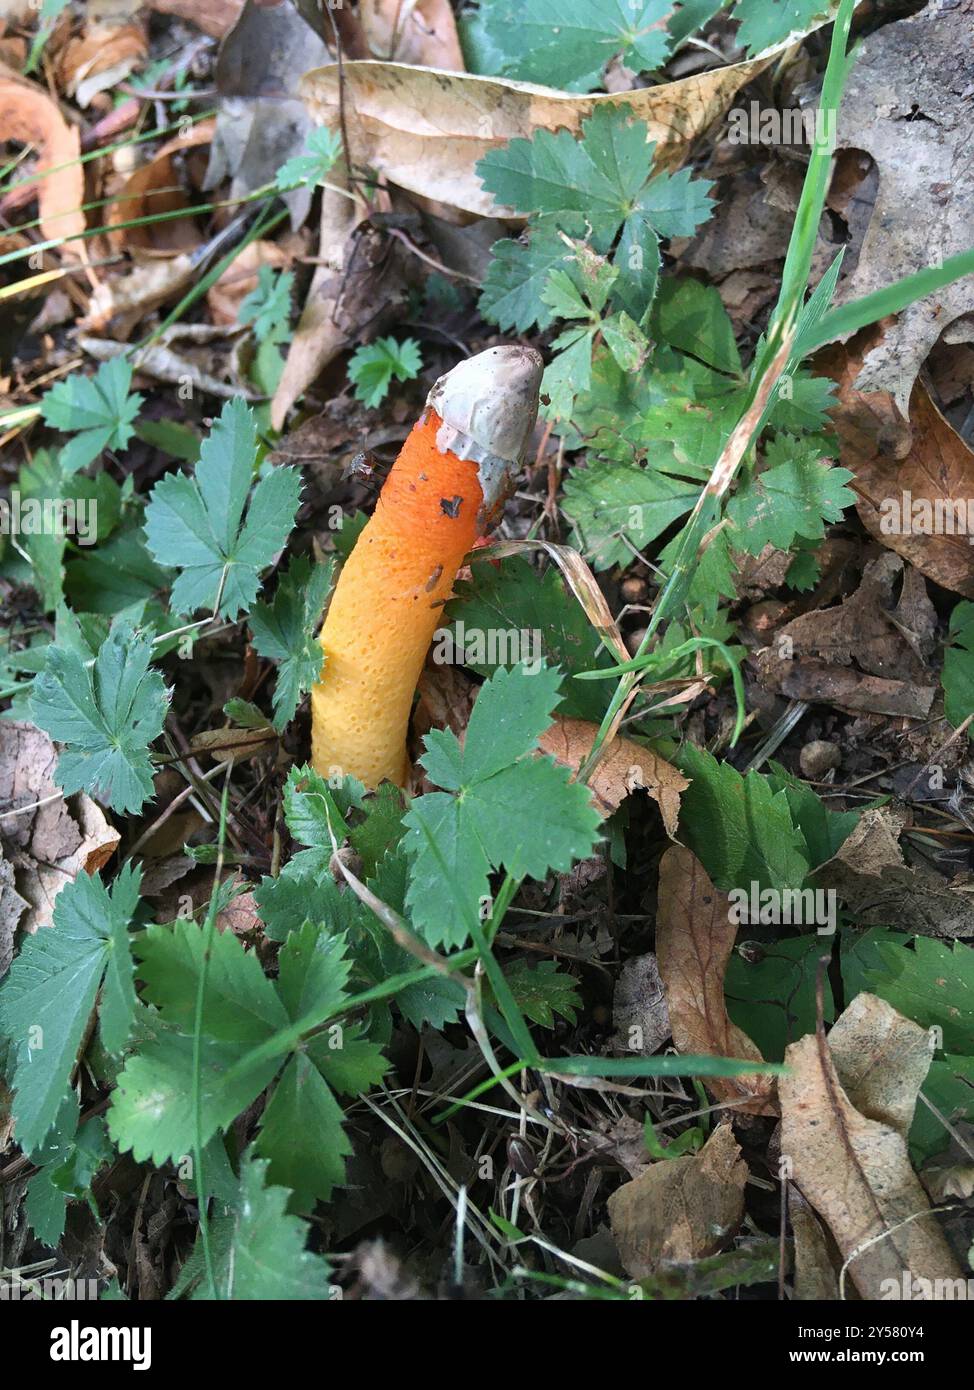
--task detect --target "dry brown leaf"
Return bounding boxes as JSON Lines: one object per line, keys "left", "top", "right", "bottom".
{"left": 360, "top": 0, "right": 464, "bottom": 70}
{"left": 824, "top": 3, "right": 974, "bottom": 411}
{"left": 789, "top": 1187, "right": 840, "bottom": 1301}
{"left": 814, "top": 805, "right": 974, "bottom": 939}
{"left": 780, "top": 997, "right": 964, "bottom": 1300}
{"left": 607, "top": 1123, "right": 747, "bottom": 1280}
{"left": 755, "top": 551, "right": 940, "bottom": 717}
{"left": 189, "top": 725, "right": 278, "bottom": 764}
{"left": 0, "top": 67, "right": 84, "bottom": 251}
{"left": 655, "top": 844, "right": 775, "bottom": 1114}
{"left": 610, "top": 951, "right": 670, "bottom": 1057}
{"left": 108, "top": 122, "right": 214, "bottom": 256}
{"left": 823, "top": 333, "right": 974, "bottom": 599}
{"left": 0, "top": 722, "right": 119, "bottom": 936}
{"left": 827, "top": 991, "right": 936, "bottom": 1138}
{"left": 58, "top": 19, "right": 147, "bottom": 108}
{"left": 270, "top": 177, "right": 383, "bottom": 429}
{"left": 537, "top": 716, "right": 687, "bottom": 834}
{"left": 300, "top": 56, "right": 774, "bottom": 219}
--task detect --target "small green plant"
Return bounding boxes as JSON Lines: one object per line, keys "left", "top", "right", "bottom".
{"left": 40, "top": 358, "right": 142, "bottom": 475}
{"left": 347, "top": 335, "right": 423, "bottom": 407}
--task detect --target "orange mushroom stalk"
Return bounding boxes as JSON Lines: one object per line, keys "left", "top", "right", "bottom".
{"left": 311, "top": 345, "right": 544, "bottom": 789}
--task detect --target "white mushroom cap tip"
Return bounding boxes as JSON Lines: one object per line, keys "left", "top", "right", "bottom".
{"left": 427, "top": 345, "right": 544, "bottom": 465}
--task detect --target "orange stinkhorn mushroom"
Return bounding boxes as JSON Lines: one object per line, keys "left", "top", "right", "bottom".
{"left": 311, "top": 345, "right": 544, "bottom": 788}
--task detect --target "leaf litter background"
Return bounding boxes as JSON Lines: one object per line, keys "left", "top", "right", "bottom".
{"left": 0, "top": 0, "right": 973, "bottom": 1302}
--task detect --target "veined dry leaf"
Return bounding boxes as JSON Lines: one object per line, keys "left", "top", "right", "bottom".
{"left": 0, "top": 67, "right": 84, "bottom": 251}
{"left": 299, "top": 0, "right": 843, "bottom": 222}
{"left": 814, "top": 805, "right": 974, "bottom": 939}
{"left": 301, "top": 58, "right": 768, "bottom": 219}
{"left": 360, "top": 0, "right": 464, "bottom": 70}
{"left": 537, "top": 717, "right": 687, "bottom": 834}
{"left": 607, "top": 1123, "right": 747, "bottom": 1280}
{"left": 781, "top": 996, "right": 964, "bottom": 1301}
{"left": 821, "top": 331, "right": 974, "bottom": 599}
{"left": 0, "top": 722, "right": 119, "bottom": 936}
{"left": 656, "top": 844, "right": 775, "bottom": 1114}
{"left": 827, "top": 992, "right": 936, "bottom": 1138}
{"left": 189, "top": 725, "right": 277, "bottom": 764}
{"left": 823, "top": 3, "right": 974, "bottom": 411}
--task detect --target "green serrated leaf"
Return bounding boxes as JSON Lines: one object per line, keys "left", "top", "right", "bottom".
{"left": 726, "top": 433, "right": 854, "bottom": 555}
{"left": 40, "top": 358, "right": 142, "bottom": 475}
{"left": 239, "top": 265, "right": 294, "bottom": 345}
{"left": 144, "top": 398, "right": 301, "bottom": 619}
{"left": 249, "top": 556, "right": 332, "bottom": 729}
{"left": 479, "top": 231, "right": 568, "bottom": 333}
{"left": 30, "top": 616, "right": 168, "bottom": 814}
{"left": 0, "top": 868, "right": 140, "bottom": 1152}
{"left": 841, "top": 930, "right": 974, "bottom": 1054}
{"left": 500, "top": 959, "right": 580, "bottom": 1028}
{"left": 677, "top": 744, "right": 810, "bottom": 893}
{"left": 733, "top": 0, "right": 830, "bottom": 57}
{"left": 404, "top": 664, "right": 601, "bottom": 948}
{"left": 480, "top": 0, "right": 672, "bottom": 92}
{"left": 347, "top": 337, "right": 423, "bottom": 409}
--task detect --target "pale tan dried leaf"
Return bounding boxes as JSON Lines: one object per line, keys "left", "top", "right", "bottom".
{"left": 300, "top": 49, "right": 793, "bottom": 219}
{"left": 0, "top": 722, "right": 119, "bottom": 935}
{"left": 0, "top": 69, "right": 84, "bottom": 251}
{"left": 780, "top": 1007, "right": 964, "bottom": 1300}
{"left": 655, "top": 844, "right": 775, "bottom": 1114}
{"left": 360, "top": 0, "right": 464, "bottom": 71}
{"left": 789, "top": 1187, "right": 840, "bottom": 1301}
{"left": 607, "top": 1123, "right": 747, "bottom": 1279}
{"left": 271, "top": 174, "right": 369, "bottom": 430}
{"left": 827, "top": 992, "right": 935, "bottom": 1139}
{"left": 537, "top": 717, "right": 687, "bottom": 833}
{"left": 824, "top": 4, "right": 974, "bottom": 410}
{"left": 82, "top": 254, "right": 196, "bottom": 335}
{"left": 814, "top": 805, "right": 974, "bottom": 939}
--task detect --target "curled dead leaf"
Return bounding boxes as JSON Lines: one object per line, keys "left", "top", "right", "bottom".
{"left": 0, "top": 68, "right": 84, "bottom": 251}
{"left": 300, "top": 46, "right": 792, "bottom": 221}
{"left": 108, "top": 122, "right": 214, "bottom": 256}
{"left": 655, "top": 844, "right": 775, "bottom": 1114}
{"left": 607, "top": 1123, "right": 747, "bottom": 1280}
{"left": 537, "top": 716, "right": 687, "bottom": 835}
{"left": 781, "top": 994, "right": 964, "bottom": 1300}
{"left": 0, "top": 722, "right": 119, "bottom": 936}
{"left": 822, "top": 331, "right": 974, "bottom": 600}
{"left": 814, "top": 805, "right": 974, "bottom": 939}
